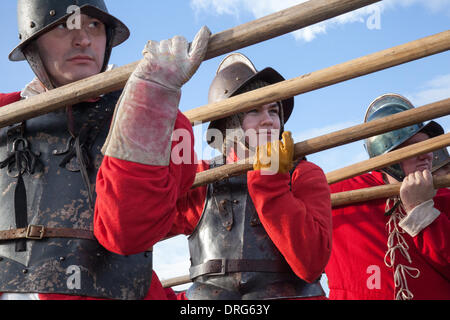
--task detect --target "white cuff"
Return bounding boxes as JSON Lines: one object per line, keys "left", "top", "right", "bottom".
{"left": 399, "top": 200, "right": 441, "bottom": 237}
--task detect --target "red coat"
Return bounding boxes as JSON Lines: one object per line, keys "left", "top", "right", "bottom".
{"left": 0, "top": 92, "right": 21, "bottom": 106}
{"left": 169, "top": 155, "right": 333, "bottom": 299}
{"left": 326, "top": 171, "right": 450, "bottom": 300}
{"left": 0, "top": 92, "right": 196, "bottom": 300}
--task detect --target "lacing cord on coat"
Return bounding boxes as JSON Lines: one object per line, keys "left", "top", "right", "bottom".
{"left": 384, "top": 197, "right": 421, "bottom": 300}
{"left": 0, "top": 137, "right": 41, "bottom": 252}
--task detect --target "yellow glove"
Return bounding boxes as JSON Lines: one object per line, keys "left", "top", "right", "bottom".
{"left": 253, "top": 131, "right": 294, "bottom": 174}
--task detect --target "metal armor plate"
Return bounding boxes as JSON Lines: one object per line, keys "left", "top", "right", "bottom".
{"left": 0, "top": 91, "right": 152, "bottom": 300}
{"left": 187, "top": 157, "right": 324, "bottom": 300}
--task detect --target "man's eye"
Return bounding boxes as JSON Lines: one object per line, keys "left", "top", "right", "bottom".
{"left": 89, "top": 21, "right": 103, "bottom": 28}
{"left": 56, "top": 23, "right": 67, "bottom": 29}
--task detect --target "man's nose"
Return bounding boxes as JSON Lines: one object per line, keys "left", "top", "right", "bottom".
{"left": 73, "top": 28, "right": 91, "bottom": 48}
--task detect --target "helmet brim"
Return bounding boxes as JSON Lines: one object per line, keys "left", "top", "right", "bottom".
{"left": 207, "top": 67, "right": 294, "bottom": 133}
{"left": 419, "top": 120, "right": 444, "bottom": 139}
{"left": 9, "top": 4, "right": 129, "bottom": 61}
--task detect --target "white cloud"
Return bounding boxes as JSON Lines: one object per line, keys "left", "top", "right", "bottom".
{"left": 405, "top": 73, "right": 450, "bottom": 134}
{"left": 190, "top": 0, "right": 450, "bottom": 42}
{"left": 405, "top": 73, "right": 450, "bottom": 107}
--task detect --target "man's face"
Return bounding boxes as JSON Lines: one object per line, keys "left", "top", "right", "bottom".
{"left": 35, "top": 14, "right": 107, "bottom": 87}
{"left": 241, "top": 102, "right": 281, "bottom": 146}
{"left": 399, "top": 132, "right": 434, "bottom": 176}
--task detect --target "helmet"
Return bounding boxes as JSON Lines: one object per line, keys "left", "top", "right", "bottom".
{"left": 432, "top": 147, "right": 450, "bottom": 173}
{"left": 10, "top": 0, "right": 129, "bottom": 61}
{"left": 207, "top": 53, "right": 294, "bottom": 150}
{"left": 364, "top": 93, "right": 444, "bottom": 181}
{"left": 10, "top": 0, "right": 130, "bottom": 87}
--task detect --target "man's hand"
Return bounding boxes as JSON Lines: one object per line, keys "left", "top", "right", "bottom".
{"left": 253, "top": 131, "right": 294, "bottom": 174}
{"left": 400, "top": 169, "right": 437, "bottom": 212}
{"left": 134, "top": 26, "right": 211, "bottom": 90}
{"left": 102, "top": 27, "right": 211, "bottom": 165}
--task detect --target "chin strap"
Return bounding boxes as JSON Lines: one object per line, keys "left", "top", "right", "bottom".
{"left": 22, "top": 42, "right": 55, "bottom": 90}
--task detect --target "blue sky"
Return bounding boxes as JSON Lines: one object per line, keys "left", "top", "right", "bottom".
{"left": 1, "top": 0, "right": 449, "bottom": 294}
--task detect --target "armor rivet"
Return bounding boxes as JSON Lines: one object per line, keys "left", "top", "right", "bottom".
{"left": 30, "top": 21, "right": 36, "bottom": 28}
{"left": 236, "top": 77, "right": 240, "bottom": 81}
{"left": 59, "top": 257, "right": 65, "bottom": 261}
{"left": 96, "top": 253, "right": 101, "bottom": 257}
{"left": 224, "top": 89, "right": 229, "bottom": 94}
{"left": 22, "top": 269, "right": 28, "bottom": 274}
{"left": 233, "top": 200, "right": 239, "bottom": 204}
{"left": 49, "top": 10, "right": 56, "bottom": 16}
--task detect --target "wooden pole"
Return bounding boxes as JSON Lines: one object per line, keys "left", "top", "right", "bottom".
{"left": 326, "top": 133, "right": 450, "bottom": 184}
{"left": 192, "top": 98, "right": 450, "bottom": 188}
{"left": 0, "top": 0, "right": 381, "bottom": 129}
{"left": 161, "top": 275, "right": 192, "bottom": 289}
{"left": 331, "top": 174, "right": 450, "bottom": 207}
{"left": 204, "top": 0, "right": 382, "bottom": 60}
{"left": 184, "top": 30, "right": 450, "bottom": 125}
{"left": 160, "top": 174, "right": 450, "bottom": 288}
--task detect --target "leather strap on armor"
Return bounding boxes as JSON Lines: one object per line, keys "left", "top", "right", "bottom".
{"left": 190, "top": 258, "right": 293, "bottom": 280}
{"left": 0, "top": 226, "right": 95, "bottom": 241}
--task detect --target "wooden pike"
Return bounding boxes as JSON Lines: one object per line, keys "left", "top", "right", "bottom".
{"left": 326, "top": 133, "right": 450, "bottom": 184}
{"left": 185, "top": 30, "right": 450, "bottom": 125}
{"left": 160, "top": 174, "right": 450, "bottom": 289}
{"left": 331, "top": 174, "right": 450, "bottom": 207}
{"left": 0, "top": 0, "right": 381, "bottom": 129}
{"left": 192, "top": 98, "right": 450, "bottom": 188}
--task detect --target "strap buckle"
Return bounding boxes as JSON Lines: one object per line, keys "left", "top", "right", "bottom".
{"left": 26, "top": 225, "right": 45, "bottom": 240}
{"left": 208, "top": 258, "right": 227, "bottom": 276}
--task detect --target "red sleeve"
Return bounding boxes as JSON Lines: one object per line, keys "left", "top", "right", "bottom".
{"left": 94, "top": 111, "right": 197, "bottom": 255}
{"left": 167, "top": 160, "right": 209, "bottom": 236}
{"left": 0, "top": 92, "right": 21, "bottom": 107}
{"left": 247, "top": 161, "right": 332, "bottom": 282}
{"left": 409, "top": 189, "right": 450, "bottom": 275}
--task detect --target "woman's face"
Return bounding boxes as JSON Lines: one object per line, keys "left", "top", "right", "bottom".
{"left": 241, "top": 102, "right": 281, "bottom": 146}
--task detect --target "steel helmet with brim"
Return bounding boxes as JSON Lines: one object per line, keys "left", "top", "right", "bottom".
{"left": 364, "top": 93, "right": 444, "bottom": 181}
{"left": 9, "top": 0, "right": 130, "bottom": 88}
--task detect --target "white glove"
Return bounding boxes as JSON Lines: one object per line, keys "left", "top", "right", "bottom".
{"left": 400, "top": 169, "right": 436, "bottom": 213}
{"left": 102, "top": 26, "right": 211, "bottom": 165}
{"left": 398, "top": 169, "right": 439, "bottom": 236}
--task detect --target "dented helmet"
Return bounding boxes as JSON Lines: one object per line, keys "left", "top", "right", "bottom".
{"left": 364, "top": 93, "right": 444, "bottom": 181}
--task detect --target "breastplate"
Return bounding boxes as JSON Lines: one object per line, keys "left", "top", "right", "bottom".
{"left": 0, "top": 91, "right": 153, "bottom": 300}
{"left": 186, "top": 157, "right": 324, "bottom": 300}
